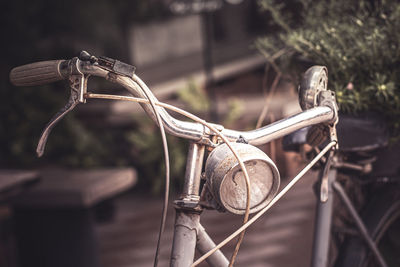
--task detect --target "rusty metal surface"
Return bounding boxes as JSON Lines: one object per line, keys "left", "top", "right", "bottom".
{"left": 205, "top": 142, "right": 280, "bottom": 214}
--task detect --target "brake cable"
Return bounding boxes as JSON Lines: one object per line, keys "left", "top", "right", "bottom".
{"left": 85, "top": 91, "right": 252, "bottom": 266}
{"left": 131, "top": 81, "right": 170, "bottom": 267}
{"left": 131, "top": 76, "right": 252, "bottom": 267}
{"left": 192, "top": 141, "right": 337, "bottom": 266}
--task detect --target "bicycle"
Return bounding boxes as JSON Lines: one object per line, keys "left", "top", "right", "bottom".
{"left": 9, "top": 51, "right": 399, "bottom": 267}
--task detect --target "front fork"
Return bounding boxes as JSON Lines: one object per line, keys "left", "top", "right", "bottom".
{"left": 170, "top": 142, "right": 229, "bottom": 267}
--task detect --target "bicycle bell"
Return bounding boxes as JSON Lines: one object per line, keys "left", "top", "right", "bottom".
{"left": 205, "top": 142, "right": 280, "bottom": 215}
{"left": 298, "top": 66, "right": 328, "bottom": 110}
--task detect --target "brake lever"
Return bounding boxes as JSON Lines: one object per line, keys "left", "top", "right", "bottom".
{"left": 36, "top": 50, "right": 136, "bottom": 157}
{"left": 36, "top": 58, "right": 88, "bottom": 157}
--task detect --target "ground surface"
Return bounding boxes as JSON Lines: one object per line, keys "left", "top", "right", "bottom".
{"left": 96, "top": 170, "right": 318, "bottom": 267}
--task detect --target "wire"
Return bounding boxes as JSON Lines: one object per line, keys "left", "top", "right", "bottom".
{"left": 132, "top": 74, "right": 251, "bottom": 266}
{"left": 149, "top": 107, "right": 169, "bottom": 267}
{"left": 85, "top": 92, "right": 252, "bottom": 266}
{"left": 86, "top": 92, "right": 336, "bottom": 266}
{"left": 191, "top": 141, "right": 337, "bottom": 266}
{"left": 126, "top": 81, "right": 170, "bottom": 267}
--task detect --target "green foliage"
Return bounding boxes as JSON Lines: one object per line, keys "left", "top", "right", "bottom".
{"left": 224, "top": 98, "right": 244, "bottom": 126}
{"left": 177, "top": 80, "right": 210, "bottom": 112}
{"left": 256, "top": 0, "right": 400, "bottom": 138}
{"left": 177, "top": 80, "right": 245, "bottom": 128}
{"left": 125, "top": 115, "right": 188, "bottom": 195}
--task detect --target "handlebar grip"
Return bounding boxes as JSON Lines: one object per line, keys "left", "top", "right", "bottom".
{"left": 10, "top": 60, "right": 66, "bottom": 86}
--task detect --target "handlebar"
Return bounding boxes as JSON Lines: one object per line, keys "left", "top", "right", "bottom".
{"left": 9, "top": 60, "right": 69, "bottom": 86}
{"left": 221, "top": 106, "right": 334, "bottom": 146}
{"left": 123, "top": 73, "right": 336, "bottom": 145}
{"left": 10, "top": 56, "right": 338, "bottom": 147}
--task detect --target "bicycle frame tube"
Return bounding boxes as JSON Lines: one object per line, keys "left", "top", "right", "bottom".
{"left": 197, "top": 224, "right": 229, "bottom": 266}
{"left": 311, "top": 168, "right": 337, "bottom": 267}
{"left": 182, "top": 143, "right": 205, "bottom": 197}
{"left": 171, "top": 142, "right": 229, "bottom": 267}
{"left": 171, "top": 210, "right": 200, "bottom": 267}
{"left": 312, "top": 165, "right": 388, "bottom": 267}
{"left": 171, "top": 143, "right": 203, "bottom": 267}
{"left": 171, "top": 212, "right": 230, "bottom": 267}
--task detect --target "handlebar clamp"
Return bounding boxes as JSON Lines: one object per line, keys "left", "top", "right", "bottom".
{"left": 318, "top": 90, "right": 339, "bottom": 126}
{"left": 79, "top": 51, "right": 136, "bottom": 78}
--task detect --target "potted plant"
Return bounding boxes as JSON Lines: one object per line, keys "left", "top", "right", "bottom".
{"left": 255, "top": 0, "right": 400, "bottom": 144}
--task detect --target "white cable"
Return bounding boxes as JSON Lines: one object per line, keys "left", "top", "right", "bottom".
{"left": 191, "top": 141, "right": 336, "bottom": 266}
{"left": 85, "top": 92, "right": 252, "bottom": 266}
{"left": 125, "top": 83, "right": 170, "bottom": 267}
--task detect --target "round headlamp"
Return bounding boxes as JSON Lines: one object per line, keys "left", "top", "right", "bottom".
{"left": 205, "top": 142, "right": 280, "bottom": 215}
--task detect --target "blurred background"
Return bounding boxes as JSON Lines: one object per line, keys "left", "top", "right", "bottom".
{"left": 1, "top": 0, "right": 399, "bottom": 266}
{"left": 0, "top": 0, "right": 289, "bottom": 192}
{"left": 0, "top": 1, "right": 300, "bottom": 266}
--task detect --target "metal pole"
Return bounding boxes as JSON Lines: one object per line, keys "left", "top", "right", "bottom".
{"left": 182, "top": 143, "right": 205, "bottom": 197}
{"left": 170, "top": 211, "right": 200, "bottom": 267}
{"left": 170, "top": 142, "right": 205, "bottom": 267}
{"left": 311, "top": 168, "right": 336, "bottom": 267}
{"left": 197, "top": 224, "right": 229, "bottom": 267}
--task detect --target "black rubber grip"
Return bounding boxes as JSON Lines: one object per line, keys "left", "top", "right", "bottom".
{"left": 10, "top": 60, "right": 66, "bottom": 86}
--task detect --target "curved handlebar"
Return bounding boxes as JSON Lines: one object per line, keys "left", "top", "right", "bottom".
{"left": 221, "top": 106, "right": 334, "bottom": 146}
{"left": 10, "top": 60, "right": 69, "bottom": 86}
{"left": 10, "top": 56, "right": 337, "bottom": 146}
{"left": 105, "top": 68, "right": 336, "bottom": 145}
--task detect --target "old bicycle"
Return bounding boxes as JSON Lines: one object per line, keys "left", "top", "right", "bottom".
{"left": 10, "top": 52, "right": 399, "bottom": 267}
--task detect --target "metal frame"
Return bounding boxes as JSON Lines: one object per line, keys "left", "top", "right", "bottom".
{"left": 80, "top": 60, "right": 343, "bottom": 266}
{"left": 311, "top": 163, "right": 388, "bottom": 267}
{"left": 171, "top": 142, "right": 229, "bottom": 267}
{"left": 312, "top": 168, "right": 337, "bottom": 267}
{"left": 16, "top": 58, "right": 388, "bottom": 266}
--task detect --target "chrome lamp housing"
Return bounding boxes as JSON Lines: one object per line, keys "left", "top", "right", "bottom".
{"left": 205, "top": 142, "right": 280, "bottom": 215}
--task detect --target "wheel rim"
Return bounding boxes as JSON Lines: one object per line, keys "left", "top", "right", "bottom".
{"left": 366, "top": 202, "right": 400, "bottom": 267}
